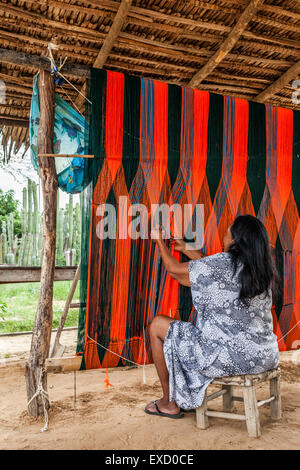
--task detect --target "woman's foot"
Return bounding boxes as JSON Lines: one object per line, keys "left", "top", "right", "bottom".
{"left": 145, "top": 398, "right": 181, "bottom": 415}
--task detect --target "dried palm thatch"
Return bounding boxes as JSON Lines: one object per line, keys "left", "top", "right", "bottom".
{"left": 0, "top": 0, "right": 300, "bottom": 159}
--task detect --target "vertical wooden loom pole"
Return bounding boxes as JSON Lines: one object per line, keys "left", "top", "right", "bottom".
{"left": 25, "top": 70, "right": 57, "bottom": 417}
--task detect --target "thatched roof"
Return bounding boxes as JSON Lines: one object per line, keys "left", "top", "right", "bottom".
{"left": 1, "top": 0, "right": 300, "bottom": 159}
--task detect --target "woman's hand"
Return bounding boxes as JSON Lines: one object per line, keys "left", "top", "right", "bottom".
{"left": 150, "top": 228, "right": 191, "bottom": 287}
{"left": 171, "top": 237, "right": 206, "bottom": 260}
{"left": 151, "top": 226, "right": 165, "bottom": 242}
{"left": 172, "top": 238, "right": 186, "bottom": 253}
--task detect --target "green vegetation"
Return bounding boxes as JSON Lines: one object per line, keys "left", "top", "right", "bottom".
{"left": 0, "top": 281, "right": 80, "bottom": 333}
{"left": 1, "top": 181, "right": 81, "bottom": 266}
{"left": 0, "top": 188, "right": 22, "bottom": 239}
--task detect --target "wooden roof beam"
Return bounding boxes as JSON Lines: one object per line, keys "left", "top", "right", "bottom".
{"left": 254, "top": 60, "right": 300, "bottom": 103}
{"left": 262, "top": 4, "right": 300, "bottom": 21}
{"left": 0, "top": 47, "right": 90, "bottom": 78}
{"left": 93, "top": 0, "right": 132, "bottom": 69}
{"left": 75, "top": 0, "right": 132, "bottom": 109}
{"left": 1, "top": 0, "right": 300, "bottom": 51}
{"left": 189, "top": 0, "right": 265, "bottom": 88}
{"left": 0, "top": 116, "right": 29, "bottom": 127}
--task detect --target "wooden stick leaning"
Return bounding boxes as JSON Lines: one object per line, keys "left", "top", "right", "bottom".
{"left": 38, "top": 154, "right": 94, "bottom": 158}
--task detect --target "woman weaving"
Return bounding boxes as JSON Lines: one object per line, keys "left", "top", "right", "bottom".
{"left": 144, "top": 215, "right": 280, "bottom": 419}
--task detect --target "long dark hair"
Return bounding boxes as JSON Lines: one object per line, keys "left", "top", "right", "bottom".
{"left": 227, "top": 215, "right": 280, "bottom": 304}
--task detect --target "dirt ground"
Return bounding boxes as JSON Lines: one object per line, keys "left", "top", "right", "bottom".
{"left": 1, "top": 330, "right": 300, "bottom": 450}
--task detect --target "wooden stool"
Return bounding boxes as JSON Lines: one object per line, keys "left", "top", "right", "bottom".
{"left": 195, "top": 368, "right": 281, "bottom": 438}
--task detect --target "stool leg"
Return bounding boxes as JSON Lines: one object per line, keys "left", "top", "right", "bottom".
{"left": 270, "top": 375, "right": 282, "bottom": 420}
{"left": 222, "top": 385, "right": 234, "bottom": 412}
{"left": 196, "top": 391, "right": 209, "bottom": 429}
{"left": 243, "top": 385, "right": 261, "bottom": 438}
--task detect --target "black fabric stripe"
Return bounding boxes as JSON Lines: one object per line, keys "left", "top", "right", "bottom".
{"left": 168, "top": 84, "right": 181, "bottom": 188}
{"left": 90, "top": 68, "right": 107, "bottom": 185}
{"left": 122, "top": 75, "right": 141, "bottom": 190}
{"left": 206, "top": 93, "right": 223, "bottom": 203}
{"left": 247, "top": 102, "right": 267, "bottom": 215}
{"left": 275, "top": 236, "right": 283, "bottom": 320}
{"left": 179, "top": 252, "right": 193, "bottom": 322}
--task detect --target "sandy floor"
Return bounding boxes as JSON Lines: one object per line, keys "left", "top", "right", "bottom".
{"left": 1, "top": 331, "right": 300, "bottom": 450}
{"left": 0, "top": 328, "right": 78, "bottom": 362}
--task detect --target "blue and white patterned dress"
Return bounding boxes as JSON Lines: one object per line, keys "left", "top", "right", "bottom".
{"left": 163, "top": 252, "right": 280, "bottom": 410}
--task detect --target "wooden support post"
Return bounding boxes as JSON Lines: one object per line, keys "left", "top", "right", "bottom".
{"left": 270, "top": 375, "right": 282, "bottom": 420}
{"left": 195, "top": 391, "right": 209, "bottom": 429}
{"left": 25, "top": 69, "right": 57, "bottom": 418}
{"left": 222, "top": 385, "right": 234, "bottom": 413}
{"left": 243, "top": 385, "right": 261, "bottom": 438}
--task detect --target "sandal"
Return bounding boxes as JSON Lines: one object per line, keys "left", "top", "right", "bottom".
{"left": 144, "top": 400, "right": 184, "bottom": 419}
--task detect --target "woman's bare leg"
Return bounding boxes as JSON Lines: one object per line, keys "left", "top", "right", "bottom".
{"left": 145, "top": 315, "right": 181, "bottom": 415}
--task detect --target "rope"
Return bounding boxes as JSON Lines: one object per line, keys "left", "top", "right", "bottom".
{"left": 86, "top": 334, "right": 148, "bottom": 385}
{"left": 47, "top": 43, "right": 66, "bottom": 86}
{"left": 27, "top": 368, "right": 49, "bottom": 433}
{"left": 57, "top": 82, "right": 85, "bottom": 119}
{"left": 47, "top": 42, "right": 91, "bottom": 104}
{"left": 277, "top": 318, "right": 300, "bottom": 344}
{"left": 55, "top": 69, "right": 92, "bottom": 105}
{"left": 87, "top": 334, "right": 143, "bottom": 368}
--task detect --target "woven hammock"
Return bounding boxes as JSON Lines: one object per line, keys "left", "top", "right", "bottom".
{"left": 76, "top": 68, "right": 300, "bottom": 369}
{"left": 30, "top": 74, "right": 89, "bottom": 194}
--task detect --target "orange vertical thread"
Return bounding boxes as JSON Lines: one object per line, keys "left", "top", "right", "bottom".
{"left": 104, "top": 367, "right": 113, "bottom": 389}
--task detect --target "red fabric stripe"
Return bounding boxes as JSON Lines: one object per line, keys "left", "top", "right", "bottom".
{"left": 276, "top": 107, "right": 293, "bottom": 213}
{"left": 233, "top": 98, "right": 248, "bottom": 188}
{"left": 105, "top": 71, "right": 124, "bottom": 181}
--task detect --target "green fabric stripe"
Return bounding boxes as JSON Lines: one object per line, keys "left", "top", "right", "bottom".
{"left": 123, "top": 75, "right": 141, "bottom": 190}
{"left": 90, "top": 68, "right": 107, "bottom": 183}
{"left": 247, "top": 102, "right": 266, "bottom": 215}
{"left": 168, "top": 84, "right": 181, "bottom": 188}
{"left": 206, "top": 93, "right": 223, "bottom": 203}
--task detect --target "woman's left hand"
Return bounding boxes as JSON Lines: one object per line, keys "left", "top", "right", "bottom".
{"left": 151, "top": 226, "right": 165, "bottom": 242}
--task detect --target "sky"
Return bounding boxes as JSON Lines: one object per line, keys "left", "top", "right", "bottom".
{"left": 0, "top": 147, "right": 79, "bottom": 209}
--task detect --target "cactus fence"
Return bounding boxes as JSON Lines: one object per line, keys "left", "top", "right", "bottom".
{"left": 0, "top": 179, "right": 81, "bottom": 266}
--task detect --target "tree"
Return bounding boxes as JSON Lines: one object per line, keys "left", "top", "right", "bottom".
{"left": 0, "top": 189, "right": 22, "bottom": 238}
